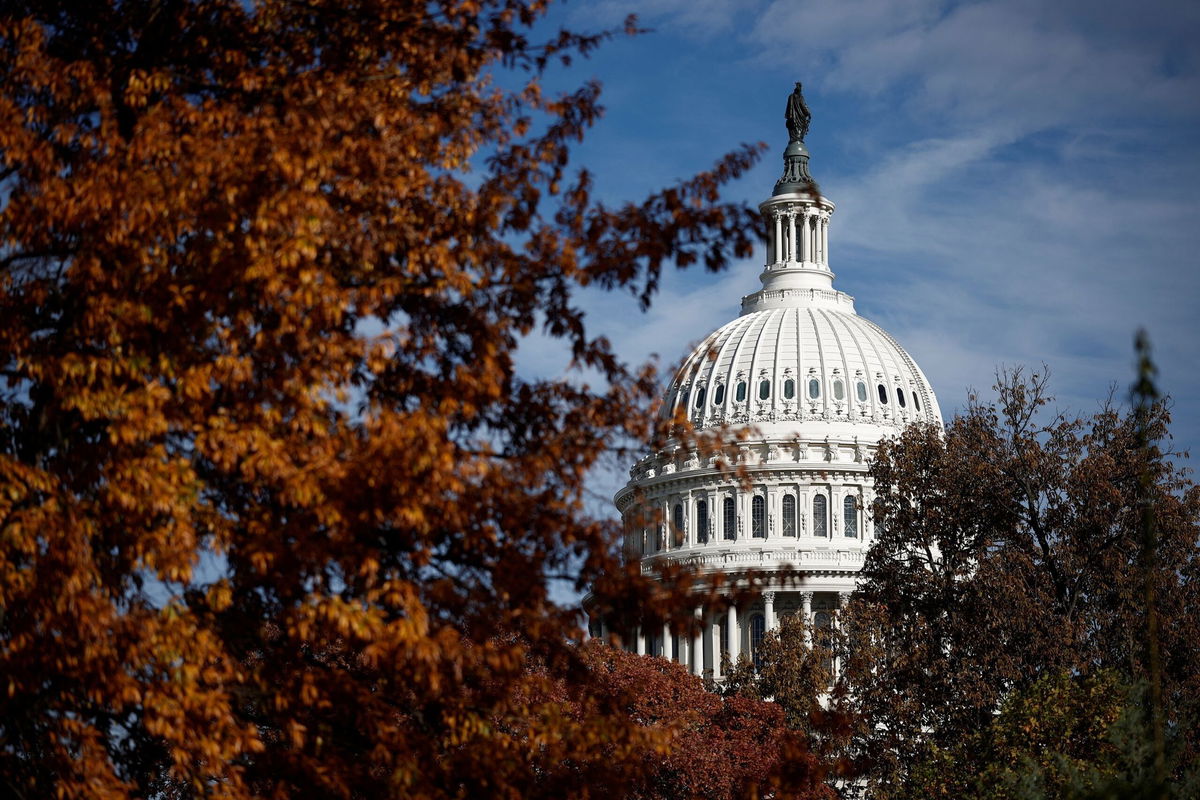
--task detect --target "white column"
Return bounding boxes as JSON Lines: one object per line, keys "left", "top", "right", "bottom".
{"left": 764, "top": 592, "right": 776, "bottom": 631}
{"left": 801, "top": 592, "right": 813, "bottom": 647}
{"left": 636, "top": 627, "right": 646, "bottom": 655}
{"left": 821, "top": 215, "right": 829, "bottom": 266}
{"left": 707, "top": 613, "right": 720, "bottom": 679}
{"left": 692, "top": 607, "right": 704, "bottom": 676}
{"left": 773, "top": 212, "right": 783, "bottom": 263}
{"left": 787, "top": 212, "right": 797, "bottom": 263}
{"left": 662, "top": 500, "right": 671, "bottom": 550}
{"left": 686, "top": 490, "right": 694, "bottom": 547}
{"left": 727, "top": 604, "right": 740, "bottom": 666}
{"left": 661, "top": 622, "right": 671, "bottom": 660}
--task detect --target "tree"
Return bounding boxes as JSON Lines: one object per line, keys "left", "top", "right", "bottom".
{"left": 527, "top": 644, "right": 835, "bottom": 800}
{"left": 0, "top": 2, "right": 766, "bottom": 796}
{"left": 720, "top": 612, "right": 833, "bottom": 733}
{"left": 839, "top": 368, "right": 1200, "bottom": 798}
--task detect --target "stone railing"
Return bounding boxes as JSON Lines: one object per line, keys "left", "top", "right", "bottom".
{"left": 642, "top": 547, "right": 865, "bottom": 573}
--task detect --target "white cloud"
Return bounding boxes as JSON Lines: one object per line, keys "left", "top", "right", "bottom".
{"left": 751, "top": 0, "right": 1200, "bottom": 133}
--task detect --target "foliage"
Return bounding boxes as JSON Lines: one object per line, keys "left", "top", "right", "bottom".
{"left": 0, "top": 1, "right": 767, "bottom": 796}
{"left": 721, "top": 612, "right": 833, "bottom": 733}
{"left": 718, "top": 612, "right": 861, "bottom": 795}
{"left": 839, "top": 368, "right": 1200, "bottom": 798}
{"left": 542, "top": 644, "right": 835, "bottom": 800}
{"left": 889, "top": 671, "right": 1200, "bottom": 800}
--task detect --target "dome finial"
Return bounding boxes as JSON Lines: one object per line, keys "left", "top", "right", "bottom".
{"left": 774, "top": 82, "right": 819, "bottom": 196}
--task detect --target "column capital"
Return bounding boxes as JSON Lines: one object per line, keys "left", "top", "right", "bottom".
{"left": 762, "top": 591, "right": 777, "bottom": 604}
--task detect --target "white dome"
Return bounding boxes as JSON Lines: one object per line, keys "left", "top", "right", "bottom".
{"left": 593, "top": 86, "right": 948, "bottom": 679}
{"left": 661, "top": 299, "right": 942, "bottom": 434}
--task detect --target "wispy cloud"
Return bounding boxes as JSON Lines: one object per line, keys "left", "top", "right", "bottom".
{"left": 530, "top": 0, "right": 1200, "bottom": 474}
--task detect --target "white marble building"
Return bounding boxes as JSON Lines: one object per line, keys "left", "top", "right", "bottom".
{"left": 603, "top": 88, "right": 942, "bottom": 676}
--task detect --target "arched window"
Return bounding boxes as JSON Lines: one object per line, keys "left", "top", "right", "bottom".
{"left": 808, "top": 378, "right": 821, "bottom": 399}
{"left": 723, "top": 496, "right": 736, "bottom": 540}
{"left": 877, "top": 384, "right": 888, "bottom": 404}
{"left": 912, "top": 392, "right": 921, "bottom": 411}
{"left": 843, "top": 496, "right": 858, "bottom": 538}
{"left": 673, "top": 503, "right": 685, "bottom": 547}
{"left": 720, "top": 620, "right": 729, "bottom": 657}
{"left": 758, "top": 379, "right": 771, "bottom": 400}
{"left": 784, "top": 378, "right": 796, "bottom": 400}
{"left": 856, "top": 381, "right": 868, "bottom": 402}
{"left": 833, "top": 379, "right": 845, "bottom": 400}
{"left": 813, "top": 494, "right": 828, "bottom": 537}
{"left": 750, "top": 614, "right": 766, "bottom": 670}
{"left": 713, "top": 383, "right": 726, "bottom": 405}
{"left": 897, "top": 387, "right": 906, "bottom": 408}
{"left": 752, "top": 495, "right": 766, "bottom": 538}
{"left": 645, "top": 527, "right": 656, "bottom": 554}
{"left": 735, "top": 381, "right": 747, "bottom": 402}
{"left": 697, "top": 499, "right": 709, "bottom": 544}
{"left": 782, "top": 495, "right": 797, "bottom": 537}
{"left": 694, "top": 385, "right": 706, "bottom": 408}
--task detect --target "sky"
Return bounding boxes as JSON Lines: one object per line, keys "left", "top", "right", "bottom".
{"left": 515, "top": 0, "right": 1200, "bottom": 516}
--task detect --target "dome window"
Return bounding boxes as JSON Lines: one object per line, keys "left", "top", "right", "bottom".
{"left": 697, "top": 500, "right": 709, "bottom": 544}
{"left": 723, "top": 496, "right": 737, "bottom": 540}
{"left": 813, "top": 494, "right": 828, "bottom": 537}
{"left": 912, "top": 392, "right": 921, "bottom": 411}
{"left": 783, "top": 378, "right": 796, "bottom": 400}
{"left": 782, "top": 495, "right": 797, "bottom": 537}
{"left": 758, "top": 380, "right": 771, "bottom": 401}
{"left": 856, "top": 381, "right": 868, "bottom": 403}
{"left": 808, "top": 378, "right": 821, "bottom": 399}
{"left": 897, "top": 388, "right": 906, "bottom": 408}
{"left": 844, "top": 496, "right": 858, "bottom": 538}
{"left": 752, "top": 495, "right": 766, "bottom": 538}
{"left": 694, "top": 385, "right": 706, "bottom": 409}
{"left": 713, "top": 383, "right": 726, "bottom": 405}
{"left": 673, "top": 503, "right": 685, "bottom": 547}
{"left": 735, "top": 381, "right": 747, "bottom": 403}
{"left": 833, "top": 379, "right": 845, "bottom": 401}
{"left": 877, "top": 384, "right": 888, "bottom": 404}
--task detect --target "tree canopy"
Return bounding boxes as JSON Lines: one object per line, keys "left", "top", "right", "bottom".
{"left": 0, "top": 1, "right": 766, "bottom": 796}
{"left": 837, "top": 369, "right": 1200, "bottom": 798}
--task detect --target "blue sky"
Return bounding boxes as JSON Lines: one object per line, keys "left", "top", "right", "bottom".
{"left": 517, "top": 0, "right": 1200, "bottom": 511}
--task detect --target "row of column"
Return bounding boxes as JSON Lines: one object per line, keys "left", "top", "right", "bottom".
{"left": 627, "top": 590, "right": 849, "bottom": 677}
{"left": 772, "top": 209, "right": 829, "bottom": 266}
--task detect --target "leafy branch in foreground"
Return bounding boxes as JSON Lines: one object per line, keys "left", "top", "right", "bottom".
{"left": 0, "top": 2, "right": 767, "bottom": 796}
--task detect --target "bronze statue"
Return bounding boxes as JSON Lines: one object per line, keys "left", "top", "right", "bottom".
{"left": 785, "top": 82, "right": 811, "bottom": 143}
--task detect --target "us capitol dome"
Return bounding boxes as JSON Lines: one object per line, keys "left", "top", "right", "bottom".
{"left": 596, "top": 84, "right": 942, "bottom": 676}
